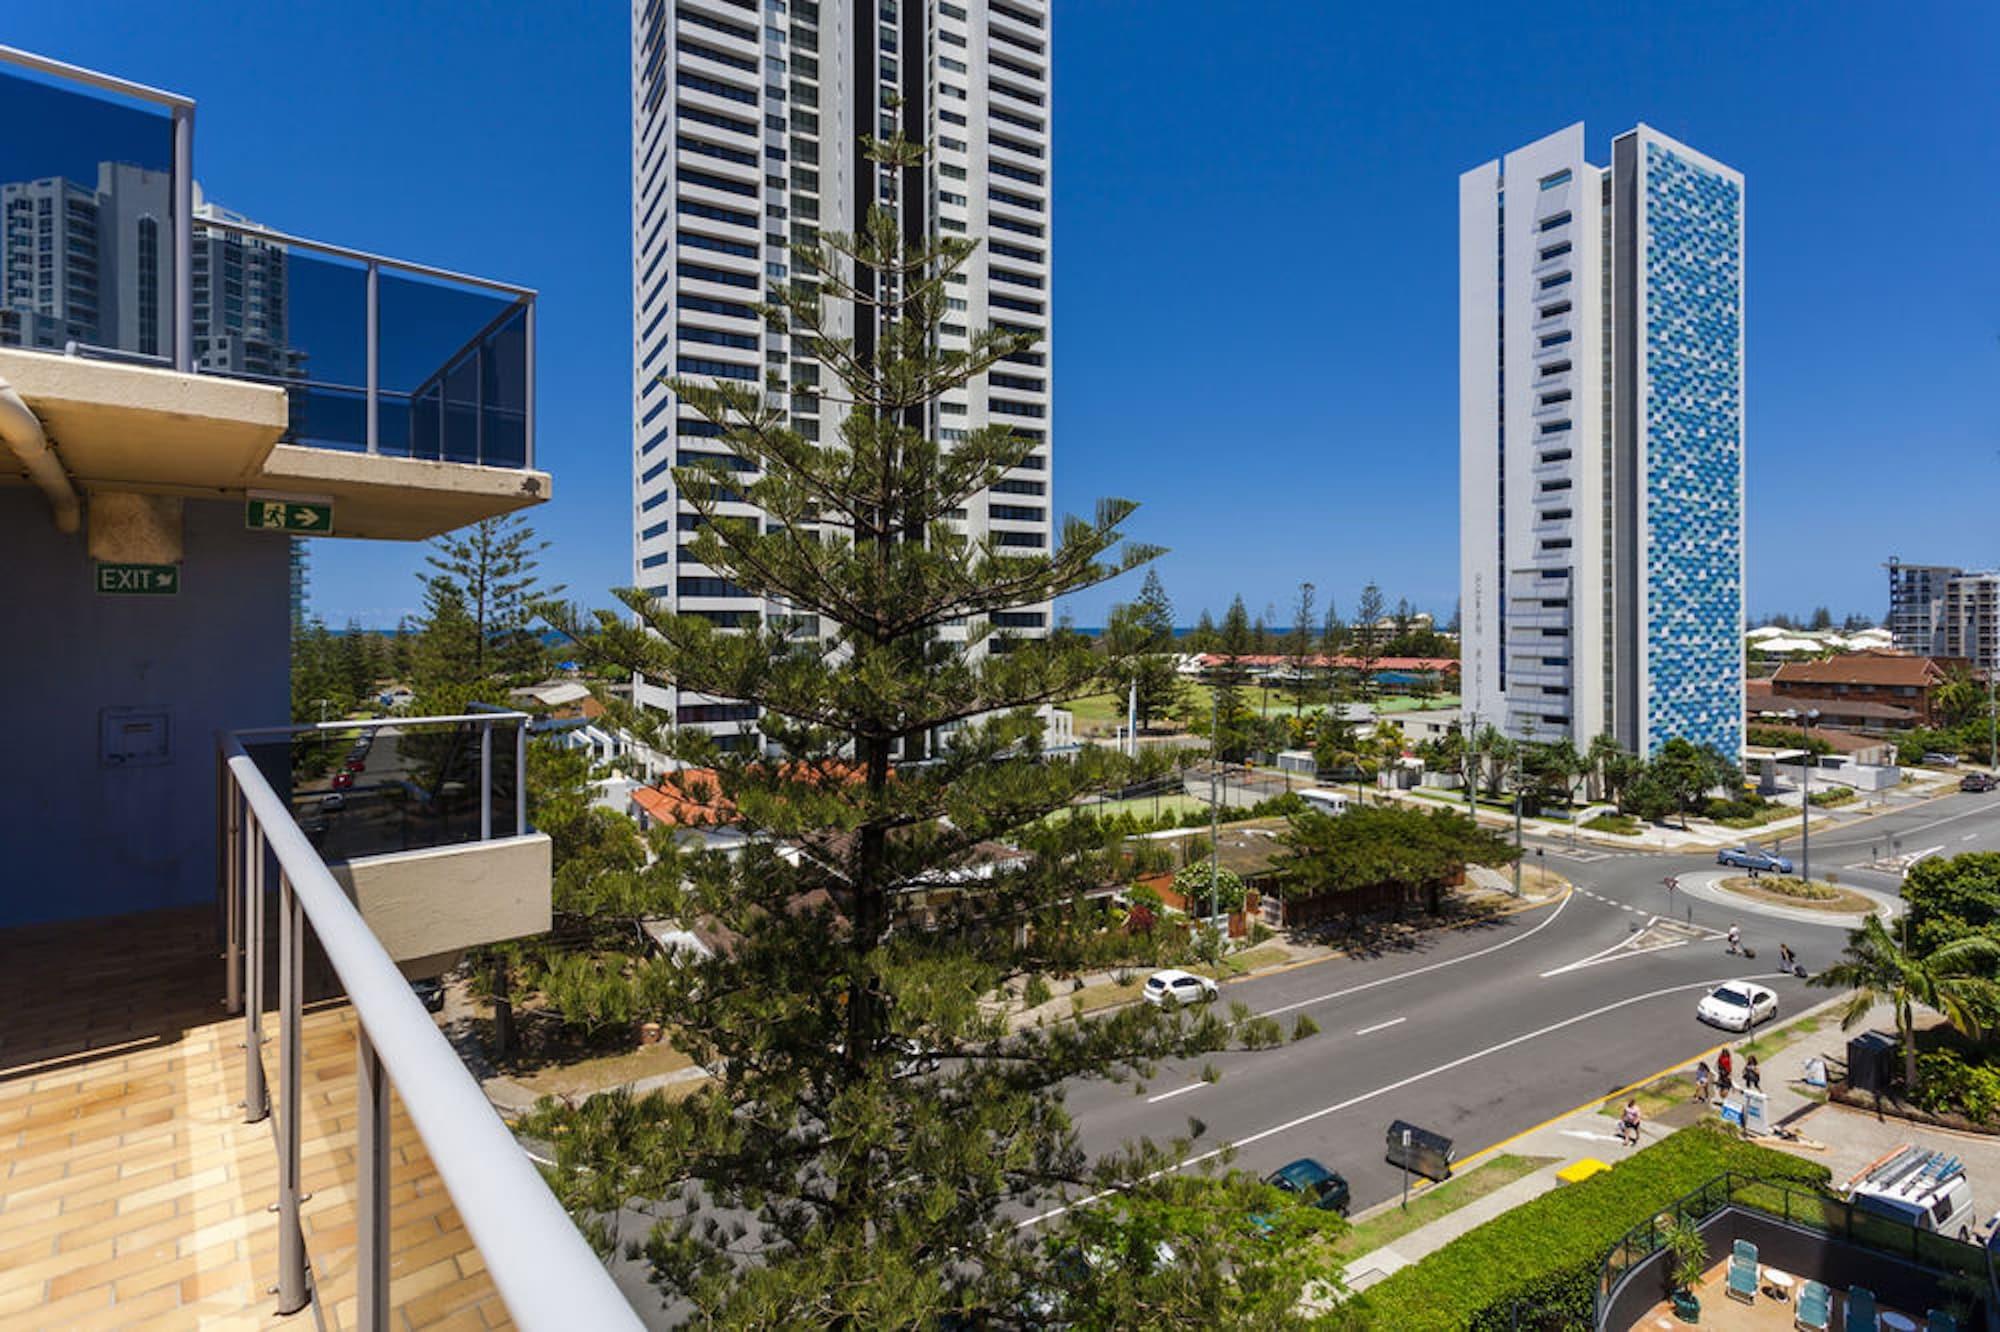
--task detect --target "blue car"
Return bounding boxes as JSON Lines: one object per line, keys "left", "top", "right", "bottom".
{"left": 1717, "top": 846, "right": 1793, "bottom": 874}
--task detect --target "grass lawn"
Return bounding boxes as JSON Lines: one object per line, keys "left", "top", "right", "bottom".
{"left": 1203, "top": 944, "right": 1291, "bottom": 978}
{"left": 1598, "top": 1075, "right": 1696, "bottom": 1119}
{"left": 1741, "top": 1015, "right": 1824, "bottom": 1063}
{"left": 509, "top": 1039, "right": 700, "bottom": 1099}
{"left": 1330, "top": 1154, "right": 1555, "bottom": 1259}
{"left": 1069, "top": 977, "right": 1147, "bottom": 1015}
{"left": 1584, "top": 813, "right": 1642, "bottom": 835}
{"left": 1053, "top": 792, "right": 1210, "bottom": 824}
{"left": 1062, "top": 683, "right": 1460, "bottom": 731}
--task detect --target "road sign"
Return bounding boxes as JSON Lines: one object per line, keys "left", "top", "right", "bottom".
{"left": 95, "top": 562, "right": 181, "bottom": 596}
{"left": 246, "top": 500, "right": 332, "bottom": 534}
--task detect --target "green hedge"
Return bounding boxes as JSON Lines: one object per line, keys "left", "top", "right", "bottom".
{"left": 1351, "top": 1124, "right": 1830, "bottom": 1330}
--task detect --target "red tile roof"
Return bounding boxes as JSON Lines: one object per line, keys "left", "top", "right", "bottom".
{"left": 1772, "top": 652, "right": 1963, "bottom": 688}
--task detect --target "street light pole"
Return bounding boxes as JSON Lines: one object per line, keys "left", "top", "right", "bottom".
{"left": 1464, "top": 709, "right": 1477, "bottom": 822}
{"left": 1801, "top": 707, "right": 1819, "bottom": 886}
{"left": 1210, "top": 686, "right": 1220, "bottom": 923}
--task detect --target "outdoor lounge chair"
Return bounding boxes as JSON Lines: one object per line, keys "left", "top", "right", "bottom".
{"left": 1845, "top": 1286, "right": 1878, "bottom": 1332}
{"left": 1927, "top": 1311, "right": 1957, "bottom": 1332}
{"left": 1733, "top": 1239, "right": 1758, "bottom": 1266}
{"left": 1727, "top": 1254, "right": 1758, "bottom": 1304}
{"left": 1794, "top": 1281, "right": 1831, "bottom": 1332}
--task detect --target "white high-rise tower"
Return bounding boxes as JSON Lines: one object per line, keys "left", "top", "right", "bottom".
{"left": 631, "top": 0, "right": 1054, "bottom": 751}
{"left": 1460, "top": 123, "right": 1745, "bottom": 759}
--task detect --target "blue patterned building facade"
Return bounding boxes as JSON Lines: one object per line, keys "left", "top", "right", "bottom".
{"left": 1638, "top": 138, "right": 1744, "bottom": 759}
{"left": 1461, "top": 124, "right": 1743, "bottom": 758}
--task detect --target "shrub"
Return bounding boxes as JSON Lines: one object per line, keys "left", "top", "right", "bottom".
{"left": 1174, "top": 859, "right": 1246, "bottom": 913}
{"left": 1912, "top": 1048, "right": 2000, "bottom": 1123}
{"left": 1125, "top": 904, "right": 1156, "bottom": 935}
{"left": 1584, "top": 813, "right": 1642, "bottom": 836}
{"left": 1022, "top": 974, "right": 1053, "bottom": 1010}
{"left": 1809, "top": 787, "right": 1855, "bottom": 808}
{"left": 1291, "top": 1014, "right": 1319, "bottom": 1041}
{"left": 1353, "top": 1123, "right": 1829, "bottom": 1330}
{"left": 1127, "top": 883, "right": 1164, "bottom": 911}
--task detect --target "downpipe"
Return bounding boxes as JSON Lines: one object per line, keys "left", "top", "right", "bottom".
{"left": 0, "top": 373, "right": 80, "bottom": 533}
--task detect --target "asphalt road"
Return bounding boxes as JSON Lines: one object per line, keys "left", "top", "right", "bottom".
{"left": 1041, "top": 786, "right": 2000, "bottom": 1225}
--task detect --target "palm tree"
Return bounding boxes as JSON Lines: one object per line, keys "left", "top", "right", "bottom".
{"left": 1810, "top": 915, "right": 2000, "bottom": 1091}
{"left": 1586, "top": 733, "right": 1624, "bottom": 804}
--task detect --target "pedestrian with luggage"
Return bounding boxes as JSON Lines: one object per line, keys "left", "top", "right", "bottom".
{"left": 1726, "top": 923, "right": 1742, "bottom": 955}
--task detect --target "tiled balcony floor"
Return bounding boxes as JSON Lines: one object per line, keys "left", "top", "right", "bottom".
{"left": 1627, "top": 1256, "right": 1929, "bottom": 1332}
{"left": 0, "top": 909, "right": 508, "bottom": 1329}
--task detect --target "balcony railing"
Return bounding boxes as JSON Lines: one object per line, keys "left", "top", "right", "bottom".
{"left": 219, "top": 714, "right": 638, "bottom": 1331}
{"left": 0, "top": 44, "right": 535, "bottom": 469}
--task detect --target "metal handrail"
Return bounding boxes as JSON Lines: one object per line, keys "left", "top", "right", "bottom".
{"left": 196, "top": 212, "right": 536, "bottom": 299}
{"left": 0, "top": 42, "right": 192, "bottom": 108}
{"left": 221, "top": 730, "right": 638, "bottom": 1330}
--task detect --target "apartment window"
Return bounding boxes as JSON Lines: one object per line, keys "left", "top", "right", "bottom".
{"left": 1539, "top": 301, "right": 1572, "bottom": 319}
{"left": 681, "top": 168, "right": 757, "bottom": 199}
{"left": 1540, "top": 420, "right": 1572, "bottom": 435}
{"left": 1542, "top": 656, "right": 1570, "bottom": 666}
{"left": 1540, "top": 449, "right": 1572, "bottom": 463}
{"left": 991, "top": 477, "right": 1044, "bottom": 496}
{"left": 990, "top": 372, "right": 1044, "bottom": 391}
{"left": 940, "top": 108, "right": 967, "bottom": 126}
{"left": 677, "top": 356, "right": 759, "bottom": 381}
{"left": 1539, "top": 169, "right": 1571, "bottom": 190}
{"left": 1539, "top": 478, "right": 1572, "bottom": 492}
{"left": 678, "top": 198, "right": 757, "bottom": 229}
{"left": 1540, "top": 241, "right": 1572, "bottom": 261}
{"left": 994, "top": 530, "right": 1046, "bottom": 548}
{"left": 991, "top": 294, "right": 1043, "bottom": 314}
{"left": 1539, "top": 331, "right": 1572, "bottom": 348}
{"left": 680, "top": 230, "right": 757, "bottom": 259}
{"left": 1541, "top": 539, "right": 1573, "bottom": 550}
{"left": 1540, "top": 389, "right": 1572, "bottom": 405}
{"left": 1539, "top": 211, "right": 1571, "bottom": 231}
{"left": 679, "top": 135, "right": 758, "bottom": 168}
{"left": 990, "top": 503, "right": 1045, "bottom": 522}
{"left": 678, "top": 702, "right": 760, "bottom": 724}
{"left": 680, "top": 324, "right": 758, "bottom": 350}
{"left": 677, "top": 71, "right": 757, "bottom": 106}
{"left": 1541, "top": 509, "right": 1573, "bottom": 521}
{"left": 992, "top": 611, "right": 1046, "bottom": 629}
{"left": 1539, "top": 272, "right": 1571, "bottom": 291}
{"left": 1540, "top": 359, "right": 1571, "bottom": 376}
{"left": 681, "top": 261, "right": 757, "bottom": 289}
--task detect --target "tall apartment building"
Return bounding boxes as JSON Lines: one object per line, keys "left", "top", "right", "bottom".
{"left": 630, "top": 0, "right": 1054, "bottom": 750}
{"left": 1460, "top": 122, "right": 1745, "bottom": 758}
{"left": 1886, "top": 559, "right": 2000, "bottom": 672}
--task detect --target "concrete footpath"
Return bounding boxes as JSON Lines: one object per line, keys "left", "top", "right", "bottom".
{"left": 1339, "top": 994, "right": 2000, "bottom": 1293}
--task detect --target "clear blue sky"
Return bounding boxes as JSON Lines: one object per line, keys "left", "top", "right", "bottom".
{"left": 15, "top": 1, "right": 1997, "bottom": 630}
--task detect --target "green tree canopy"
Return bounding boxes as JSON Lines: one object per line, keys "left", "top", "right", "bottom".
{"left": 1276, "top": 804, "right": 1517, "bottom": 916}
{"left": 525, "top": 128, "right": 1331, "bottom": 1327}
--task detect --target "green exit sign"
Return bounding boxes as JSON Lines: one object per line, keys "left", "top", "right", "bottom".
{"left": 246, "top": 500, "right": 332, "bottom": 534}
{"left": 95, "top": 563, "right": 181, "bottom": 596}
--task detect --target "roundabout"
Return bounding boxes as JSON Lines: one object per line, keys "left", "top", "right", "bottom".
{"left": 1668, "top": 869, "right": 1900, "bottom": 930}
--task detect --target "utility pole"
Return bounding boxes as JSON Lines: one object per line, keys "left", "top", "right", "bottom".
{"left": 1463, "top": 709, "right": 1477, "bottom": 821}
{"left": 1800, "top": 707, "right": 1819, "bottom": 886}
{"left": 1210, "top": 686, "right": 1220, "bottom": 923}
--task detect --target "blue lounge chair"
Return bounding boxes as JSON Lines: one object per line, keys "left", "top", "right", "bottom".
{"left": 1727, "top": 1254, "right": 1758, "bottom": 1303}
{"left": 1927, "top": 1311, "right": 1957, "bottom": 1332}
{"left": 1845, "top": 1286, "right": 1878, "bottom": 1332}
{"left": 1794, "top": 1281, "right": 1831, "bottom": 1332}
{"left": 1734, "top": 1238, "right": 1758, "bottom": 1265}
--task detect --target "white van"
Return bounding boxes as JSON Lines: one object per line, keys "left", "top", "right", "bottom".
{"left": 1845, "top": 1145, "right": 1975, "bottom": 1235}
{"left": 1298, "top": 788, "right": 1350, "bottom": 817}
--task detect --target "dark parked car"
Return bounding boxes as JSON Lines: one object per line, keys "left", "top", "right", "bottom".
{"left": 1716, "top": 846, "right": 1793, "bottom": 874}
{"left": 1262, "top": 1158, "right": 1350, "bottom": 1215}
{"left": 1962, "top": 773, "right": 1998, "bottom": 793}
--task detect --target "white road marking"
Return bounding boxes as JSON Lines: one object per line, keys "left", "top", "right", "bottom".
{"left": 1354, "top": 1017, "right": 1406, "bottom": 1036}
{"left": 1018, "top": 973, "right": 1770, "bottom": 1229}
{"left": 1541, "top": 936, "right": 1689, "bottom": 979}
{"left": 1248, "top": 888, "right": 1573, "bottom": 1022}
{"left": 1146, "top": 1082, "right": 1208, "bottom": 1105}
{"left": 1963, "top": 833, "right": 1979, "bottom": 842}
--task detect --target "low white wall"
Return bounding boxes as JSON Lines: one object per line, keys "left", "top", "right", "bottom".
{"left": 331, "top": 832, "right": 551, "bottom": 964}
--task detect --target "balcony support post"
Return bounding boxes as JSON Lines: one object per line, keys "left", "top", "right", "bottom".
{"left": 243, "top": 822, "right": 268, "bottom": 1123}
{"left": 515, "top": 720, "right": 527, "bottom": 836}
{"left": 357, "top": 1033, "right": 391, "bottom": 1331}
{"left": 171, "top": 103, "right": 193, "bottom": 374}
{"left": 480, "top": 721, "right": 493, "bottom": 841}
{"left": 365, "top": 261, "right": 380, "bottom": 455}
{"left": 276, "top": 872, "right": 308, "bottom": 1315}
{"left": 523, "top": 297, "right": 536, "bottom": 470}
{"left": 224, "top": 763, "right": 241, "bottom": 1015}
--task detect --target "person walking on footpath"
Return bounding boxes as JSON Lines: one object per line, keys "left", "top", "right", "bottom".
{"left": 1744, "top": 1054, "right": 1761, "bottom": 1092}
{"left": 1718, "top": 1047, "right": 1734, "bottom": 1096}
{"left": 1620, "top": 1099, "right": 1643, "bottom": 1146}
{"left": 1694, "top": 1060, "right": 1712, "bottom": 1104}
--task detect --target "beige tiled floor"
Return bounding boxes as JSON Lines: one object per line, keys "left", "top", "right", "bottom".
{"left": 0, "top": 909, "right": 509, "bottom": 1329}
{"left": 1629, "top": 1258, "right": 1923, "bottom": 1332}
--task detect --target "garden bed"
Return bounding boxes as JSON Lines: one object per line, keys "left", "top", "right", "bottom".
{"left": 1717, "top": 875, "right": 1874, "bottom": 913}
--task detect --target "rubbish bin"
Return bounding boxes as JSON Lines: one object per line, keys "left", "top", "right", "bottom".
{"left": 1386, "top": 1120, "right": 1454, "bottom": 1182}
{"left": 1847, "top": 1031, "right": 1897, "bottom": 1094}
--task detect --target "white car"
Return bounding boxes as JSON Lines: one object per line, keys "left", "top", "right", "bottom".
{"left": 1697, "top": 981, "right": 1777, "bottom": 1032}
{"left": 1143, "top": 969, "right": 1218, "bottom": 1007}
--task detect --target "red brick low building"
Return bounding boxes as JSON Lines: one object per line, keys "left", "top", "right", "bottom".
{"left": 1764, "top": 652, "right": 1970, "bottom": 730}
